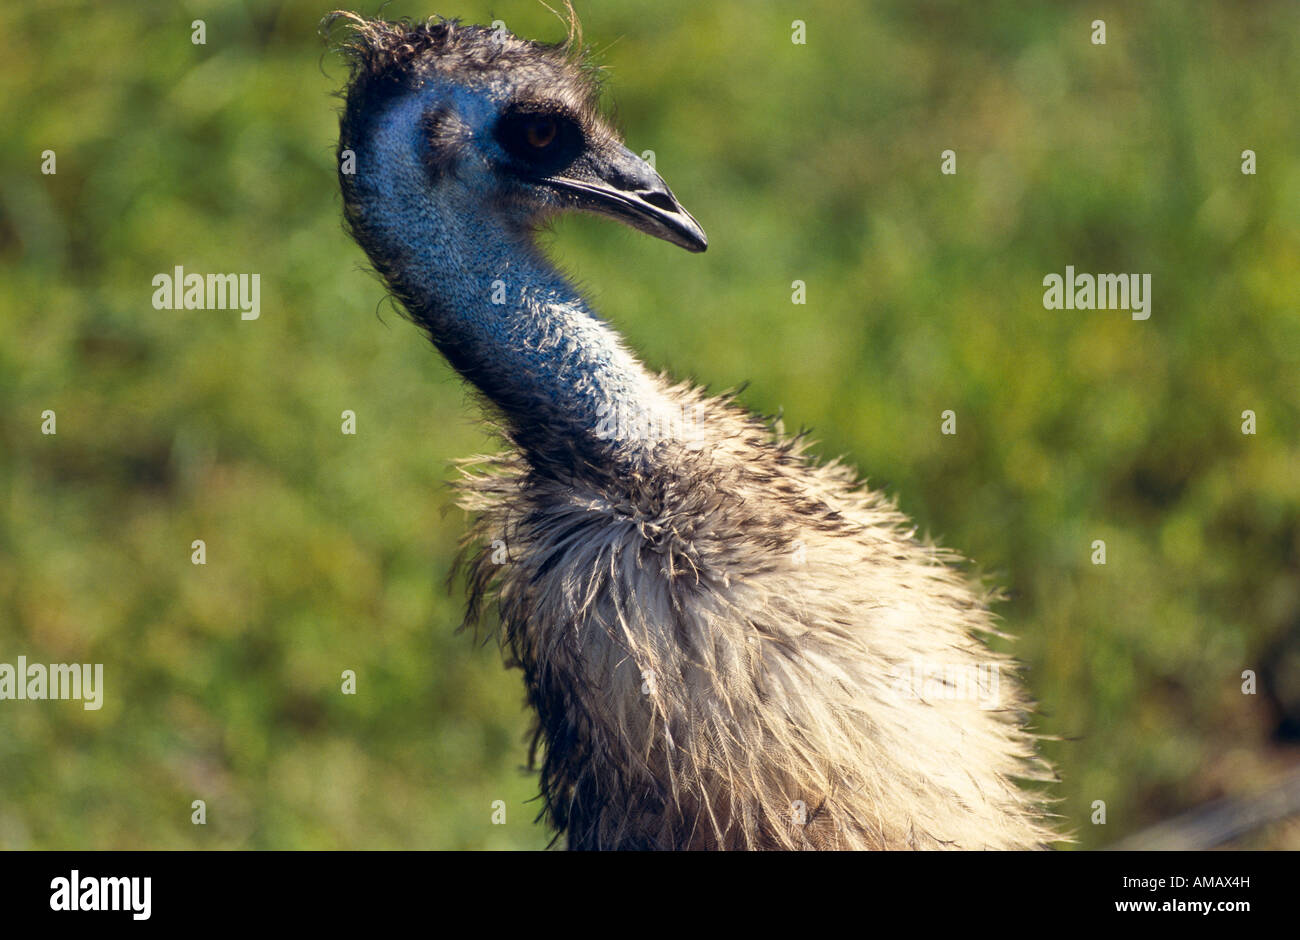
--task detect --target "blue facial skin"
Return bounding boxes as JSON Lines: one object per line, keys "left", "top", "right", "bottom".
{"left": 347, "top": 77, "right": 697, "bottom": 464}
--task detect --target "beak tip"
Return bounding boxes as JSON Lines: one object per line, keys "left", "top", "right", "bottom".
{"left": 680, "top": 221, "right": 708, "bottom": 253}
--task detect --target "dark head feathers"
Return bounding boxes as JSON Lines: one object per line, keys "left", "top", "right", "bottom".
{"left": 322, "top": 10, "right": 601, "bottom": 108}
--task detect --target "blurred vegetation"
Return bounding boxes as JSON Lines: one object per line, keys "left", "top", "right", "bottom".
{"left": 1, "top": 0, "right": 1297, "bottom": 849}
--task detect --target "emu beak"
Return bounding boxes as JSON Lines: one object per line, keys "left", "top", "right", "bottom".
{"left": 547, "top": 143, "right": 708, "bottom": 253}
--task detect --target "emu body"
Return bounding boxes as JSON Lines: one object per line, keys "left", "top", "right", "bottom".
{"left": 330, "top": 13, "right": 1056, "bottom": 849}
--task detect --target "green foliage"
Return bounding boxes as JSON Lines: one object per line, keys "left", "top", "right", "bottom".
{"left": 1, "top": 0, "right": 1296, "bottom": 848}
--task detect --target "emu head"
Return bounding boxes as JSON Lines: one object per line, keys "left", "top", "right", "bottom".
{"left": 329, "top": 13, "right": 707, "bottom": 256}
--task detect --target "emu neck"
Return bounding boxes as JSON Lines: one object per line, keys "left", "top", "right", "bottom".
{"left": 399, "top": 216, "right": 677, "bottom": 465}
{"left": 349, "top": 98, "right": 683, "bottom": 468}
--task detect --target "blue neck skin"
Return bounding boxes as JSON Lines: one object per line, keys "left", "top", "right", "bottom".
{"left": 354, "top": 94, "right": 681, "bottom": 464}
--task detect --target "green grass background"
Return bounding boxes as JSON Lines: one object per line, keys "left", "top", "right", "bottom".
{"left": 1, "top": 0, "right": 1297, "bottom": 849}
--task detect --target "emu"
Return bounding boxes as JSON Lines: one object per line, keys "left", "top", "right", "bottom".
{"left": 328, "top": 11, "right": 1057, "bottom": 850}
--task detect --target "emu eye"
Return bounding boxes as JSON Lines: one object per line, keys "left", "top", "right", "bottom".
{"left": 495, "top": 106, "right": 583, "bottom": 173}
{"left": 525, "top": 117, "right": 558, "bottom": 149}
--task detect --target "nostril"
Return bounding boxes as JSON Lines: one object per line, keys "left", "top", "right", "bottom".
{"left": 641, "top": 190, "right": 677, "bottom": 213}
